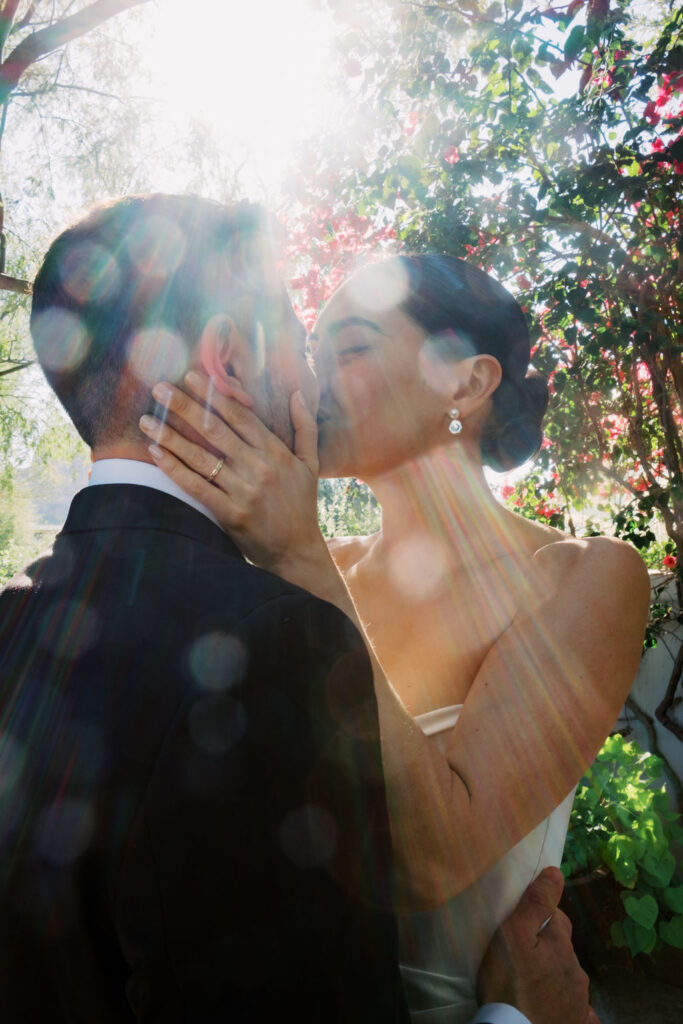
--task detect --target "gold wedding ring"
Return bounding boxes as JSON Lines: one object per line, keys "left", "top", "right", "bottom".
{"left": 207, "top": 458, "right": 225, "bottom": 482}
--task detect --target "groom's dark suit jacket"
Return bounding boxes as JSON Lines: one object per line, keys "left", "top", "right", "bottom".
{"left": 0, "top": 484, "right": 408, "bottom": 1022}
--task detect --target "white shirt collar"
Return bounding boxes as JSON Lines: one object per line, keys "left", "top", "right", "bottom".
{"left": 89, "top": 458, "right": 222, "bottom": 531}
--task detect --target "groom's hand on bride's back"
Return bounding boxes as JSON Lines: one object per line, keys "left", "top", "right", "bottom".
{"left": 476, "top": 866, "right": 601, "bottom": 1024}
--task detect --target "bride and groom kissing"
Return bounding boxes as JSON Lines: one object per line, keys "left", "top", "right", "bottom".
{"left": 1, "top": 192, "right": 646, "bottom": 1022}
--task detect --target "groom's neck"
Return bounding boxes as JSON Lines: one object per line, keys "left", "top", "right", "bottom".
{"left": 92, "top": 442, "right": 155, "bottom": 465}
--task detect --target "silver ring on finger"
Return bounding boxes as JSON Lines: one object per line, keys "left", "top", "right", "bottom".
{"left": 207, "top": 457, "right": 225, "bottom": 483}
{"left": 536, "top": 913, "right": 554, "bottom": 937}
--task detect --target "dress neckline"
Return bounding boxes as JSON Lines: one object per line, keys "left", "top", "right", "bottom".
{"left": 413, "top": 704, "right": 464, "bottom": 736}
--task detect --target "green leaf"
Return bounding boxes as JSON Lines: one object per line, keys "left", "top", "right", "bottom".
{"left": 537, "top": 41, "right": 553, "bottom": 63}
{"left": 564, "top": 26, "right": 586, "bottom": 61}
{"left": 610, "top": 920, "right": 626, "bottom": 947}
{"left": 622, "top": 893, "right": 659, "bottom": 929}
{"left": 619, "top": 918, "right": 658, "bottom": 956}
{"left": 661, "top": 885, "right": 683, "bottom": 914}
{"left": 553, "top": 370, "right": 567, "bottom": 395}
{"left": 642, "top": 849, "right": 676, "bottom": 888}
{"left": 615, "top": 805, "right": 633, "bottom": 828}
{"left": 603, "top": 835, "right": 638, "bottom": 888}
{"left": 397, "top": 154, "right": 423, "bottom": 181}
{"left": 659, "top": 915, "right": 683, "bottom": 949}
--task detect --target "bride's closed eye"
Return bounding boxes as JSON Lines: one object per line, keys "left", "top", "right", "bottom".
{"left": 337, "top": 344, "right": 371, "bottom": 362}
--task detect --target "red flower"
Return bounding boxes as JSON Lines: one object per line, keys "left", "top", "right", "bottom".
{"left": 663, "top": 554, "right": 677, "bottom": 569}
{"left": 403, "top": 111, "right": 419, "bottom": 135}
{"left": 443, "top": 145, "right": 460, "bottom": 165}
{"left": 500, "top": 485, "right": 515, "bottom": 500}
{"left": 644, "top": 101, "right": 660, "bottom": 126}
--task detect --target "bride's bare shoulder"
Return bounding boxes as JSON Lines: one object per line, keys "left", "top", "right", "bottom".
{"left": 326, "top": 534, "right": 377, "bottom": 573}
{"left": 534, "top": 531, "right": 646, "bottom": 572}
{"left": 532, "top": 533, "right": 651, "bottom": 616}
{"left": 506, "top": 508, "right": 649, "bottom": 599}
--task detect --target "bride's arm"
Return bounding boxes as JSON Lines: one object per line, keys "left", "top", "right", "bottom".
{"left": 140, "top": 376, "right": 650, "bottom": 908}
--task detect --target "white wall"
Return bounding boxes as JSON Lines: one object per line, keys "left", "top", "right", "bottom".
{"left": 613, "top": 572, "right": 683, "bottom": 792}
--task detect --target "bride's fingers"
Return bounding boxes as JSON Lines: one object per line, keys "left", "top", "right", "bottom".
{"left": 152, "top": 380, "right": 267, "bottom": 451}
{"left": 290, "top": 391, "right": 319, "bottom": 477}
{"left": 140, "top": 414, "right": 281, "bottom": 516}
{"left": 147, "top": 444, "right": 242, "bottom": 520}
{"left": 139, "top": 413, "right": 251, "bottom": 480}
{"left": 184, "top": 370, "right": 253, "bottom": 415}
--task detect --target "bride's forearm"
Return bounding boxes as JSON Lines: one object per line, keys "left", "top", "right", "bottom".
{"left": 271, "top": 538, "right": 360, "bottom": 624}
{"left": 365, "top": 648, "right": 482, "bottom": 908}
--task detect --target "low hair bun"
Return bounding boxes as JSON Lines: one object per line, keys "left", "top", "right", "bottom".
{"left": 481, "top": 371, "right": 550, "bottom": 472}
{"left": 384, "top": 253, "right": 549, "bottom": 471}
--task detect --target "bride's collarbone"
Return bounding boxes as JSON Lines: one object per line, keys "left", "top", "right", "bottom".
{"left": 354, "top": 585, "right": 517, "bottom": 712}
{"left": 347, "top": 548, "right": 558, "bottom": 714}
{"left": 351, "top": 546, "right": 543, "bottom": 624}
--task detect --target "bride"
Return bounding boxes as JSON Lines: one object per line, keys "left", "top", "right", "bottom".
{"left": 140, "top": 253, "right": 648, "bottom": 1021}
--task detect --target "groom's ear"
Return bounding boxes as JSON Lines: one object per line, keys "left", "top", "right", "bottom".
{"left": 198, "top": 313, "right": 254, "bottom": 403}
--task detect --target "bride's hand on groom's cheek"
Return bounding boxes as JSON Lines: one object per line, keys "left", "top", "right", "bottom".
{"left": 139, "top": 372, "right": 325, "bottom": 574}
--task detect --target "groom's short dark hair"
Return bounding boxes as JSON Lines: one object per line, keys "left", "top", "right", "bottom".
{"left": 31, "top": 194, "right": 282, "bottom": 448}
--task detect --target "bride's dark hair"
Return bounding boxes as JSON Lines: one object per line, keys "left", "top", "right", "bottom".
{"left": 395, "top": 253, "right": 549, "bottom": 471}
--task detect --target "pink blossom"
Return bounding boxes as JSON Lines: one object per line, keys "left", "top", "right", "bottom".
{"left": 403, "top": 111, "right": 419, "bottom": 135}
{"left": 644, "top": 101, "right": 660, "bottom": 126}
{"left": 443, "top": 145, "right": 460, "bottom": 165}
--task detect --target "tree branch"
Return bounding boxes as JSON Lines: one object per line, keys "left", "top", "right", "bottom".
{"left": 655, "top": 639, "right": 683, "bottom": 743}
{"left": 0, "top": 271, "right": 31, "bottom": 293}
{"left": 0, "top": 0, "right": 151, "bottom": 106}
{"left": 625, "top": 695, "right": 683, "bottom": 812}
{"left": 0, "top": 2, "right": 22, "bottom": 60}
{"left": 12, "top": 3, "right": 38, "bottom": 36}
{"left": 595, "top": 461, "right": 643, "bottom": 498}
{"left": 544, "top": 215, "right": 633, "bottom": 263}
{"left": 15, "top": 81, "right": 129, "bottom": 101}
{"left": 0, "top": 358, "right": 33, "bottom": 377}
{"left": 628, "top": 351, "right": 662, "bottom": 493}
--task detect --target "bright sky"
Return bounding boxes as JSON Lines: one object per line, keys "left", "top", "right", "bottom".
{"left": 132, "top": 0, "right": 338, "bottom": 194}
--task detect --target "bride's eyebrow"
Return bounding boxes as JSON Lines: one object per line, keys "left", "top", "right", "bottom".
{"left": 326, "top": 316, "right": 386, "bottom": 337}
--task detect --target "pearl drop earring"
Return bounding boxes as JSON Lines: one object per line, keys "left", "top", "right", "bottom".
{"left": 448, "top": 407, "right": 463, "bottom": 435}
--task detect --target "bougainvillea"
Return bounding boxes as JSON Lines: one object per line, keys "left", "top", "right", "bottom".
{"left": 279, "top": 0, "right": 683, "bottom": 573}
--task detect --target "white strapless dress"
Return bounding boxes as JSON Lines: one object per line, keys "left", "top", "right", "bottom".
{"left": 399, "top": 704, "right": 576, "bottom": 1023}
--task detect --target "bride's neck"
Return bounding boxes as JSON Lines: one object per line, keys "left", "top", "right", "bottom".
{"left": 365, "top": 444, "right": 510, "bottom": 565}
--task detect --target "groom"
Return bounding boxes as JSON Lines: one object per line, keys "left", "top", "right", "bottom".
{"left": 0, "top": 194, "right": 592, "bottom": 1023}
